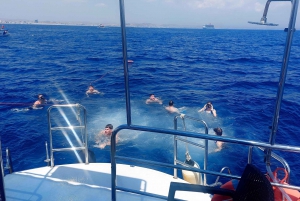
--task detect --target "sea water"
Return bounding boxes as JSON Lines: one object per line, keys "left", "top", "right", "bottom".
{"left": 1, "top": 25, "right": 300, "bottom": 185}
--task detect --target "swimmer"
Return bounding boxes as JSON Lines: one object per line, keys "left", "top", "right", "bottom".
{"left": 95, "top": 124, "right": 118, "bottom": 149}
{"left": 165, "top": 100, "right": 180, "bottom": 114}
{"left": 214, "top": 127, "right": 223, "bottom": 152}
{"left": 86, "top": 85, "right": 101, "bottom": 96}
{"left": 146, "top": 94, "right": 162, "bottom": 104}
{"left": 32, "top": 94, "right": 46, "bottom": 108}
{"left": 198, "top": 101, "right": 217, "bottom": 117}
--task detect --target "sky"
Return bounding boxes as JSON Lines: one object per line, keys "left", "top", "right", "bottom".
{"left": 0, "top": 0, "right": 299, "bottom": 29}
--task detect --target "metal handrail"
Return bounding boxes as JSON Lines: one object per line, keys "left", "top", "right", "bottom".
{"left": 267, "top": 0, "right": 299, "bottom": 164}
{"left": 111, "top": 125, "right": 300, "bottom": 200}
{"left": 173, "top": 115, "right": 209, "bottom": 185}
{"left": 5, "top": 148, "right": 13, "bottom": 174}
{"left": 47, "top": 104, "right": 88, "bottom": 167}
{"left": 248, "top": 146, "right": 291, "bottom": 183}
{"left": 44, "top": 141, "right": 50, "bottom": 166}
{"left": 211, "top": 167, "right": 232, "bottom": 187}
{"left": 114, "top": 0, "right": 300, "bottom": 200}
{"left": 175, "top": 137, "right": 205, "bottom": 149}
{"left": 50, "top": 126, "right": 85, "bottom": 130}
{"left": 0, "top": 141, "right": 6, "bottom": 201}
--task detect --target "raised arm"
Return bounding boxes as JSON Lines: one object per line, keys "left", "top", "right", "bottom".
{"left": 198, "top": 104, "right": 206, "bottom": 112}
{"left": 212, "top": 109, "right": 217, "bottom": 117}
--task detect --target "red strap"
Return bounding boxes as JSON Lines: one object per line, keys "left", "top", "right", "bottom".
{"left": 273, "top": 167, "right": 289, "bottom": 184}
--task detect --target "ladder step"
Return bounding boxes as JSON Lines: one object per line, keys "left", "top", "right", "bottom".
{"left": 52, "top": 147, "right": 85, "bottom": 152}
{"left": 51, "top": 126, "right": 85, "bottom": 130}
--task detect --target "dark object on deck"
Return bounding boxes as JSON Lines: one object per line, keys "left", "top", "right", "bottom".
{"left": 167, "top": 164, "right": 274, "bottom": 201}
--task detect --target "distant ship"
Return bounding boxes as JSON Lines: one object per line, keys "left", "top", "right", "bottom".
{"left": 98, "top": 24, "right": 104, "bottom": 28}
{"left": 203, "top": 24, "right": 214, "bottom": 29}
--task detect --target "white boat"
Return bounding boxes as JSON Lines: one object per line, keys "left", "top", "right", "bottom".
{"left": 203, "top": 24, "right": 214, "bottom": 29}
{"left": 2, "top": 0, "right": 300, "bottom": 201}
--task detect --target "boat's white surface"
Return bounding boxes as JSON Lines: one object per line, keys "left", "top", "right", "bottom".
{"left": 4, "top": 163, "right": 211, "bottom": 201}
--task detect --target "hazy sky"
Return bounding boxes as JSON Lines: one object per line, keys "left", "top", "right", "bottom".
{"left": 0, "top": 0, "right": 299, "bottom": 29}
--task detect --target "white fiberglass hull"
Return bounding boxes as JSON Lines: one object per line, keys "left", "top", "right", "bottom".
{"left": 4, "top": 163, "right": 211, "bottom": 201}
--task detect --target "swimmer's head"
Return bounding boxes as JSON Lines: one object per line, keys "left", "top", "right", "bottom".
{"left": 105, "top": 124, "right": 113, "bottom": 130}
{"left": 38, "top": 94, "right": 44, "bottom": 99}
{"left": 206, "top": 103, "right": 212, "bottom": 108}
{"left": 169, "top": 100, "right": 174, "bottom": 106}
{"left": 150, "top": 94, "right": 155, "bottom": 100}
{"left": 214, "top": 127, "right": 223, "bottom": 136}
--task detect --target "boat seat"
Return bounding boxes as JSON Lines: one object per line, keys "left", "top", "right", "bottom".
{"left": 167, "top": 163, "right": 274, "bottom": 201}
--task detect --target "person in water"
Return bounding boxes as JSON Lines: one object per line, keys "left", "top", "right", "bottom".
{"left": 86, "top": 85, "right": 101, "bottom": 96}
{"left": 146, "top": 94, "right": 162, "bottom": 104}
{"left": 214, "top": 127, "right": 223, "bottom": 152}
{"left": 198, "top": 101, "right": 217, "bottom": 117}
{"left": 95, "top": 124, "right": 118, "bottom": 149}
{"left": 32, "top": 94, "right": 46, "bottom": 108}
{"left": 165, "top": 100, "right": 180, "bottom": 114}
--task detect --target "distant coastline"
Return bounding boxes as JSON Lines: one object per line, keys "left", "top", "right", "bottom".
{"left": 0, "top": 18, "right": 202, "bottom": 29}
{"left": 0, "top": 19, "right": 284, "bottom": 30}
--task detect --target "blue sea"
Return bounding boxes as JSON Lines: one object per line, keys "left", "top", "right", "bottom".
{"left": 1, "top": 24, "right": 300, "bottom": 186}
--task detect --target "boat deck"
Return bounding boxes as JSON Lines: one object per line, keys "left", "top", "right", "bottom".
{"left": 4, "top": 163, "right": 212, "bottom": 201}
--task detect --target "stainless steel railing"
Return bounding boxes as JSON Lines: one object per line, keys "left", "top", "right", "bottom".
{"left": 110, "top": 125, "right": 300, "bottom": 200}
{"left": 113, "top": 0, "right": 300, "bottom": 200}
{"left": 47, "top": 104, "right": 88, "bottom": 167}
{"left": 173, "top": 115, "right": 209, "bottom": 185}
{"left": 0, "top": 141, "right": 7, "bottom": 201}
{"left": 249, "top": 146, "right": 291, "bottom": 183}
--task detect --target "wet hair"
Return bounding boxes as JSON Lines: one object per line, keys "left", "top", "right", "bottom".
{"left": 206, "top": 103, "right": 212, "bottom": 108}
{"left": 169, "top": 100, "right": 174, "bottom": 106}
{"left": 105, "top": 124, "right": 113, "bottom": 130}
{"left": 150, "top": 94, "right": 154, "bottom": 96}
{"left": 213, "top": 127, "right": 223, "bottom": 136}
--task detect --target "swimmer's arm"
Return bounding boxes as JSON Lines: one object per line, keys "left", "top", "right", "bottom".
{"left": 212, "top": 109, "right": 217, "bottom": 117}
{"left": 99, "top": 142, "right": 107, "bottom": 149}
{"left": 94, "top": 90, "right": 101, "bottom": 94}
{"left": 99, "top": 134, "right": 117, "bottom": 148}
{"left": 97, "top": 134, "right": 108, "bottom": 149}
{"left": 95, "top": 130, "right": 105, "bottom": 141}
{"left": 198, "top": 108, "right": 204, "bottom": 112}
{"left": 94, "top": 132, "right": 101, "bottom": 144}
{"left": 198, "top": 104, "right": 207, "bottom": 112}
{"left": 146, "top": 99, "right": 150, "bottom": 104}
